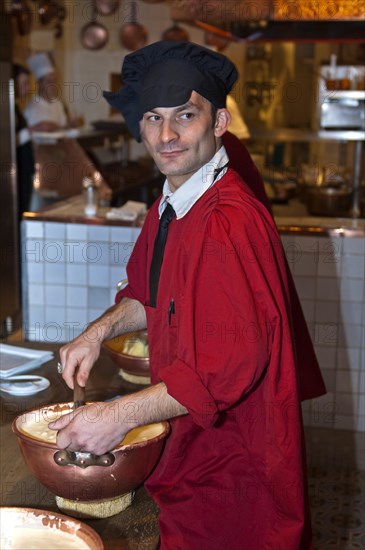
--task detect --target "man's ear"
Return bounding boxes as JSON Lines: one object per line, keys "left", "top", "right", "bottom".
{"left": 214, "top": 109, "right": 231, "bottom": 137}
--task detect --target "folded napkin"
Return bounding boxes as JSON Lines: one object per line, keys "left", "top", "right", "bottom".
{"left": 106, "top": 200, "right": 147, "bottom": 221}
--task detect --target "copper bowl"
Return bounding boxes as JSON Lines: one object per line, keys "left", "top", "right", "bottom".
{"left": 102, "top": 330, "right": 150, "bottom": 379}
{"left": 12, "top": 403, "right": 169, "bottom": 504}
{"left": 0, "top": 506, "right": 103, "bottom": 549}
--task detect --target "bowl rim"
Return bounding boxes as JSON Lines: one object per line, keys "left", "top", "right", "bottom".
{"left": 0, "top": 506, "right": 104, "bottom": 549}
{"left": 12, "top": 402, "right": 170, "bottom": 451}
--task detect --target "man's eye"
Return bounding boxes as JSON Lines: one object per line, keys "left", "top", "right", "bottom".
{"left": 146, "top": 115, "right": 160, "bottom": 122}
{"left": 180, "top": 112, "right": 194, "bottom": 120}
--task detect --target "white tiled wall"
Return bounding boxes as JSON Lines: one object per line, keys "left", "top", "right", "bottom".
{"left": 281, "top": 233, "right": 365, "bottom": 433}
{"left": 22, "top": 221, "right": 365, "bottom": 432}
{"left": 22, "top": 220, "right": 141, "bottom": 343}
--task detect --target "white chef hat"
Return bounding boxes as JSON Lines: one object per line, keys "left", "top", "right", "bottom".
{"left": 27, "top": 52, "right": 55, "bottom": 80}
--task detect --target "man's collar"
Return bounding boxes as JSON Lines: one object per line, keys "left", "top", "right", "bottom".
{"left": 159, "top": 145, "right": 229, "bottom": 219}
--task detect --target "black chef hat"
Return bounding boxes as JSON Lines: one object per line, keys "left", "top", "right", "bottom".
{"left": 103, "top": 40, "right": 238, "bottom": 142}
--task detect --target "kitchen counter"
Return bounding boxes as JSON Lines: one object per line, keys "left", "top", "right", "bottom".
{"left": 23, "top": 194, "right": 365, "bottom": 235}
{"left": 23, "top": 195, "right": 141, "bottom": 226}
{"left": 0, "top": 341, "right": 160, "bottom": 550}
{"left": 272, "top": 199, "right": 365, "bottom": 236}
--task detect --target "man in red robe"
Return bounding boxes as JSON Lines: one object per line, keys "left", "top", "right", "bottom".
{"left": 51, "top": 41, "right": 322, "bottom": 549}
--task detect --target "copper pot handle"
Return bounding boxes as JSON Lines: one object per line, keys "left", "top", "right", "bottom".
{"left": 53, "top": 449, "right": 115, "bottom": 468}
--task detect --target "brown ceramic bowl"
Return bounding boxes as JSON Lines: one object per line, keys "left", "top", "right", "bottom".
{"left": 0, "top": 506, "right": 104, "bottom": 549}
{"left": 102, "top": 330, "right": 150, "bottom": 379}
{"left": 12, "top": 403, "right": 169, "bottom": 503}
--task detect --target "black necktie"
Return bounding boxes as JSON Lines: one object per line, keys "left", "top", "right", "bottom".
{"left": 149, "top": 203, "right": 176, "bottom": 307}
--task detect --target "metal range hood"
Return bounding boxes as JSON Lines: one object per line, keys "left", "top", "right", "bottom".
{"left": 170, "top": 0, "right": 365, "bottom": 42}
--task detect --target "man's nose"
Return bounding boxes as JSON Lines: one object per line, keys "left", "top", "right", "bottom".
{"left": 161, "top": 120, "right": 178, "bottom": 143}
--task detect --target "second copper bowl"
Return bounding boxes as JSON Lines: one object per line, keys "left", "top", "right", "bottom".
{"left": 102, "top": 330, "right": 150, "bottom": 379}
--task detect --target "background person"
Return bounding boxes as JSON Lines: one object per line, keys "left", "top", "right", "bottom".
{"left": 24, "top": 52, "right": 83, "bottom": 132}
{"left": 51, "top": 41, "right": 317, "bottom": 550}
{"left": 13, "top": 63, "right": 35, "bottom": 217}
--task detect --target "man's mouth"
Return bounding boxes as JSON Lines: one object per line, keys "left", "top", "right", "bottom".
{"left": 159, "top": 149, "right": 186, "bottom": 158}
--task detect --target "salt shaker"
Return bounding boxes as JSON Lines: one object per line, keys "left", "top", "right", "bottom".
{"left": 83, "top": 176, "right": 99, "bottom": 217}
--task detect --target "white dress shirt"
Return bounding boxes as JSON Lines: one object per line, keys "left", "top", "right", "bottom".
{"left": 159, "top": 146, "right": 229, "bottom": 220}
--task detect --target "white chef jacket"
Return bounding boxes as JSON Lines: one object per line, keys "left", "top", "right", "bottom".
{"left": 24, "top": 96, "right": 68, "bottom": 128}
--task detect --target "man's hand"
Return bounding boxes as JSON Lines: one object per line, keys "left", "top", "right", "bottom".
{"left": 59, "top": 298, "right": 147, "bottom": 389}
{"left": 49, "top": 401, "right": 133, "bottom": 455}
{"left": 59, "top": 330, "right": 101, "bottom": 389}
{"left": 48, "top": 383, "right": 188, "bottom": 455}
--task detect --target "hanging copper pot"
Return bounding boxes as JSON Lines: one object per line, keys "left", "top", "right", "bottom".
{"left": 119, "top": 1, "right": 148, "bottom": 51}
{"left": 161, "top": 24, "right": 190, "bottom": 42}
{"left": 95, "top": 0, "right": 120, "bottom": 16}
{"left": 12, "top": 0, "right": 32, "bottom": 36}
{"left": 80, "top": 2, "right": 109, "bottom": 50}
{"left": 204, "top": 31, "right": 229, "bottom": 52}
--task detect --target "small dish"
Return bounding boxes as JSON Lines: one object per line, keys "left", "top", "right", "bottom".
{"left": 0, "top": 375, "right": 50, "bottom": 396}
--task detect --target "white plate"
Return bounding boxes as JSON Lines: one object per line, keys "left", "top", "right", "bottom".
{"left": 0, "top": 344, "right": 53, "bottom": 378}
{"left": 0, "top": 507, "right": 103, "bottom": 549}
{"left": 0, "top": 375, "right": 50, "bottom": 396}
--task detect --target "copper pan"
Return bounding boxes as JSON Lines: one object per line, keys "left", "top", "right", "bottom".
{"left": 119, "top": 1, "right": 148, "bottom": 51}
{"left": 80, "top": 1, "right": 109, "bottom": 50}
{"left": 95, "top": 0, "right": 120, "bottom": 16}
{"left": 161, "top": 24, "right": 190, "bottom": 42}
{"left": 204, "top": 30, "right": 229, "bottom": 52}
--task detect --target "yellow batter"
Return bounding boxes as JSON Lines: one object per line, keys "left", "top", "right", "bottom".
{"left": 18, "top": 408, "right": 165, "bottom": 448}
